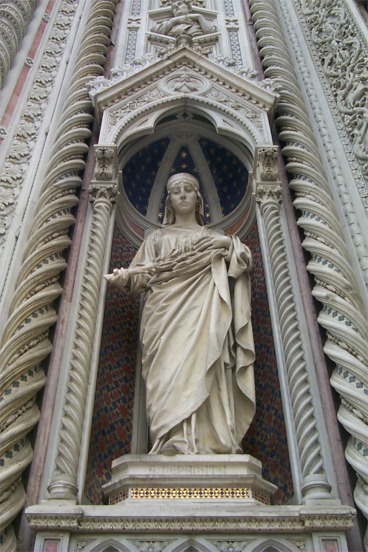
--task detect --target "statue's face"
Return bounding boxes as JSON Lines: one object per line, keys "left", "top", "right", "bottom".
{"left": 172, "top": 2, "right": 189, "bottom": 15}
{"left": 169, "top": 182, "right": 198, "bottom": 215}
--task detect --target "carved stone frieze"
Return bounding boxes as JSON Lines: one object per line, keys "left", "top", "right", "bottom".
{"left": 26, "top": 504, "right": 356, "bottom": 532}
{"left": 0, "top": 0, "right": 80, "bottom": 256}
{"left": 293, "top": 0, "right": 368, "bottom": 195}
{"left": 148, "top": 0, "right": 218, "bottom": 57}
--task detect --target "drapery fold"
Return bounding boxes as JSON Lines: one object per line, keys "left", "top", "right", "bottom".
{"left": 125, "top": 226, "right": 255, "bottom": 454}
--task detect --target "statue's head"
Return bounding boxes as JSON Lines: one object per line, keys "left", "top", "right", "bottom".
{"left": 172, "top": 0, "right": 192, "bottom": 16}
{"left": 164, "top": 172, "right": 204, "bottom": 225}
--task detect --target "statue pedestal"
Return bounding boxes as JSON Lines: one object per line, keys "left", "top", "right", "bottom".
{"left": 103, "top": 454, "right": 277, "bottom": 506}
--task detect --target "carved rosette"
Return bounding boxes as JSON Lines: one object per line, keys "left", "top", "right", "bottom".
{"left": 255, "top": 146, "right": 332, "bottom": 500}
{"left": 250, "top": 0, "right": 368, "bottom": 540}
{"left": 0, "top": 0, "right": 37, "bottom": 88}
{"left": 0, "top": 1, "right": 117, "bottom": 549}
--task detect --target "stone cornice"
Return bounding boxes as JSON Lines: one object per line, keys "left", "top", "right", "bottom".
{"left": 26, "top": 504, "right": 355, "bottom": 533}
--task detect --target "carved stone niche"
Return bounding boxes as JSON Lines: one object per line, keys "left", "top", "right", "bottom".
{"left": 89, "top": 46, "right": 279, "bottom": 151}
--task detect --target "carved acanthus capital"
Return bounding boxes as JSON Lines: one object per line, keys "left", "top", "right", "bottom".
{"left": 255, "top": 146, "right": 279, "bottom": 181}
{"left": 256, "top": 183, "right": 282, "bottom": 207}
{"left": 93, "top": 144, "right": 117, "bottom": 181}
{"left": 89, "top": 182, "right": 118, "bottom": 204}
{"left": 253, "top": 146, "right": 282, "bottom": 207}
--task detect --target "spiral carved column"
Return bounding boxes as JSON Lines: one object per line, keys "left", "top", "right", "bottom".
{"left": 0, "top": 2, "right": 117, "bottom": 549}
{"left": 254, "top": 146, "right": 332, "bottom": 500}
{"left": 250, "top": 0, "right": 368, "bottom": 542}
{"left": 48, "top": 147, "right": 118, "bottom": 499}
{"left": 0, "top": 0, "right": 37, "bottom": 89}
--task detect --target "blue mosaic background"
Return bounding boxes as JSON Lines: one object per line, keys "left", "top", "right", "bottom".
{"left": 85, "top": 223, "right": 293, "bottom": 505}
{"left": 123, "top": 138, "right": 248, "bottom": 222}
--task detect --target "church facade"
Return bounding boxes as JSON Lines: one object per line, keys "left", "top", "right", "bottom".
{"left": 0, "top": 1, "right": 367, "bottom": 551}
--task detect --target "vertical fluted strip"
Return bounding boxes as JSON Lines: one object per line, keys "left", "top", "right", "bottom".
{"left": 0, "top": 1, "right": 117, "bottom": 549}
{"left": 48, "top": 184, "right": 117, "bottom": 499}
{"left": 250, "top": 0, "right": 368, "bottom": 541}
{"left": 256, "top": 173, "right": 332, "bottom": 499}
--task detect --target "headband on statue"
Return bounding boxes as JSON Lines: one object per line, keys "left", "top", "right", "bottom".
{"left": 163, "top": 172, "right": 204, "bottom": 226}
{"left": 166, "top": 172, "right": 200, "bottom": 192}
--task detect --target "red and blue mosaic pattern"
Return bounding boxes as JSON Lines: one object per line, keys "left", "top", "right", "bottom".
{"left": 242, "top": 226, "right": 292, "bottom": 504}
{"left": 85, "top": 223, "right": 293, "bottom": 505}
{"left": 85, "top": 230, "right": 140, "bottom": 504}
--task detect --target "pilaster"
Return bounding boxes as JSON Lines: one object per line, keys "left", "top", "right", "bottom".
{"left": 48, "top": 145, "right": 118, "bottom": 501}
{"left": 254, "top": 145, "right": 334, "bottom": 502}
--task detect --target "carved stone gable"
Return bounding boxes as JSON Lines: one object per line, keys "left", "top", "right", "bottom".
{"left": 90, "top": 47, "right": 278, "bottom": 146}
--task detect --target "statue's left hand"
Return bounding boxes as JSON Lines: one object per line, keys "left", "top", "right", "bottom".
{"left": 193, "top": 235, "right": 231, "bottom": 252}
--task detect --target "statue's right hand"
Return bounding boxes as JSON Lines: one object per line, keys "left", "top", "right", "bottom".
{"left": 104, "top": 267, "right": 130, "bottom": 286}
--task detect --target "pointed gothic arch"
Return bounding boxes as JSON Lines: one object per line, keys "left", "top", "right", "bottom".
{"left": 244, "top": 538, "right": 302, "bottom": 552}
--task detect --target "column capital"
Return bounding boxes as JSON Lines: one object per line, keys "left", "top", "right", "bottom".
{"left": 89, "top": 144, "right": 118, "bottom": 204}
{"left": 253, "top": 145, "right": 282, "bottom": 208}
{"left": 93, "top": 144, "right": 118, "bottom": 181}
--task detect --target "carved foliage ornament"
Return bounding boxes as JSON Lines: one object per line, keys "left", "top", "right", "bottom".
{"left": 294, "top": 0, "right": 368, "bottom": 184}
{"left": 0, "top": 0, "right": 79, "bottom": 255}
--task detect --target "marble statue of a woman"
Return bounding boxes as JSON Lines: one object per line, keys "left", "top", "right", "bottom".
{"left": 105, "top": 173, "right": 255, "bottom": 455}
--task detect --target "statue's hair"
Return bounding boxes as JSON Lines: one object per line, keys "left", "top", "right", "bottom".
{"left": 163, "top": 172, "right": 204, "bottom": 226}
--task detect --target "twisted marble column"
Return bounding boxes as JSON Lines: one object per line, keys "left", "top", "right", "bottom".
{"left": 48, "top": 171, "right": 117, "bottom": 499}
{"left": 250, "top": 0, "right": 368, "bottom": 542}
{"left": 0, "top": 0, "right": 37, "bottom": 88}
{"left": 255, "top": 146, "right": 332, "bottom": 500}
{"left": 0, "top": 2, "right": 117, "bottom": 549}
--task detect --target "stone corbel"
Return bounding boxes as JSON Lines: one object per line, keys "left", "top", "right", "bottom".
{"left": 254, "top": 145, "right": 333, "bottom": 502}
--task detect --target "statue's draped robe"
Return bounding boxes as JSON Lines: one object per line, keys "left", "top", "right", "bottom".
{"left": 127, "top": 225, "right": 255, "bottom": 454}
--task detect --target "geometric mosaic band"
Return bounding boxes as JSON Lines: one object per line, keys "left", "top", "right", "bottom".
{"left": 109, "top": 487, "right": 271, "bottom": 504}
